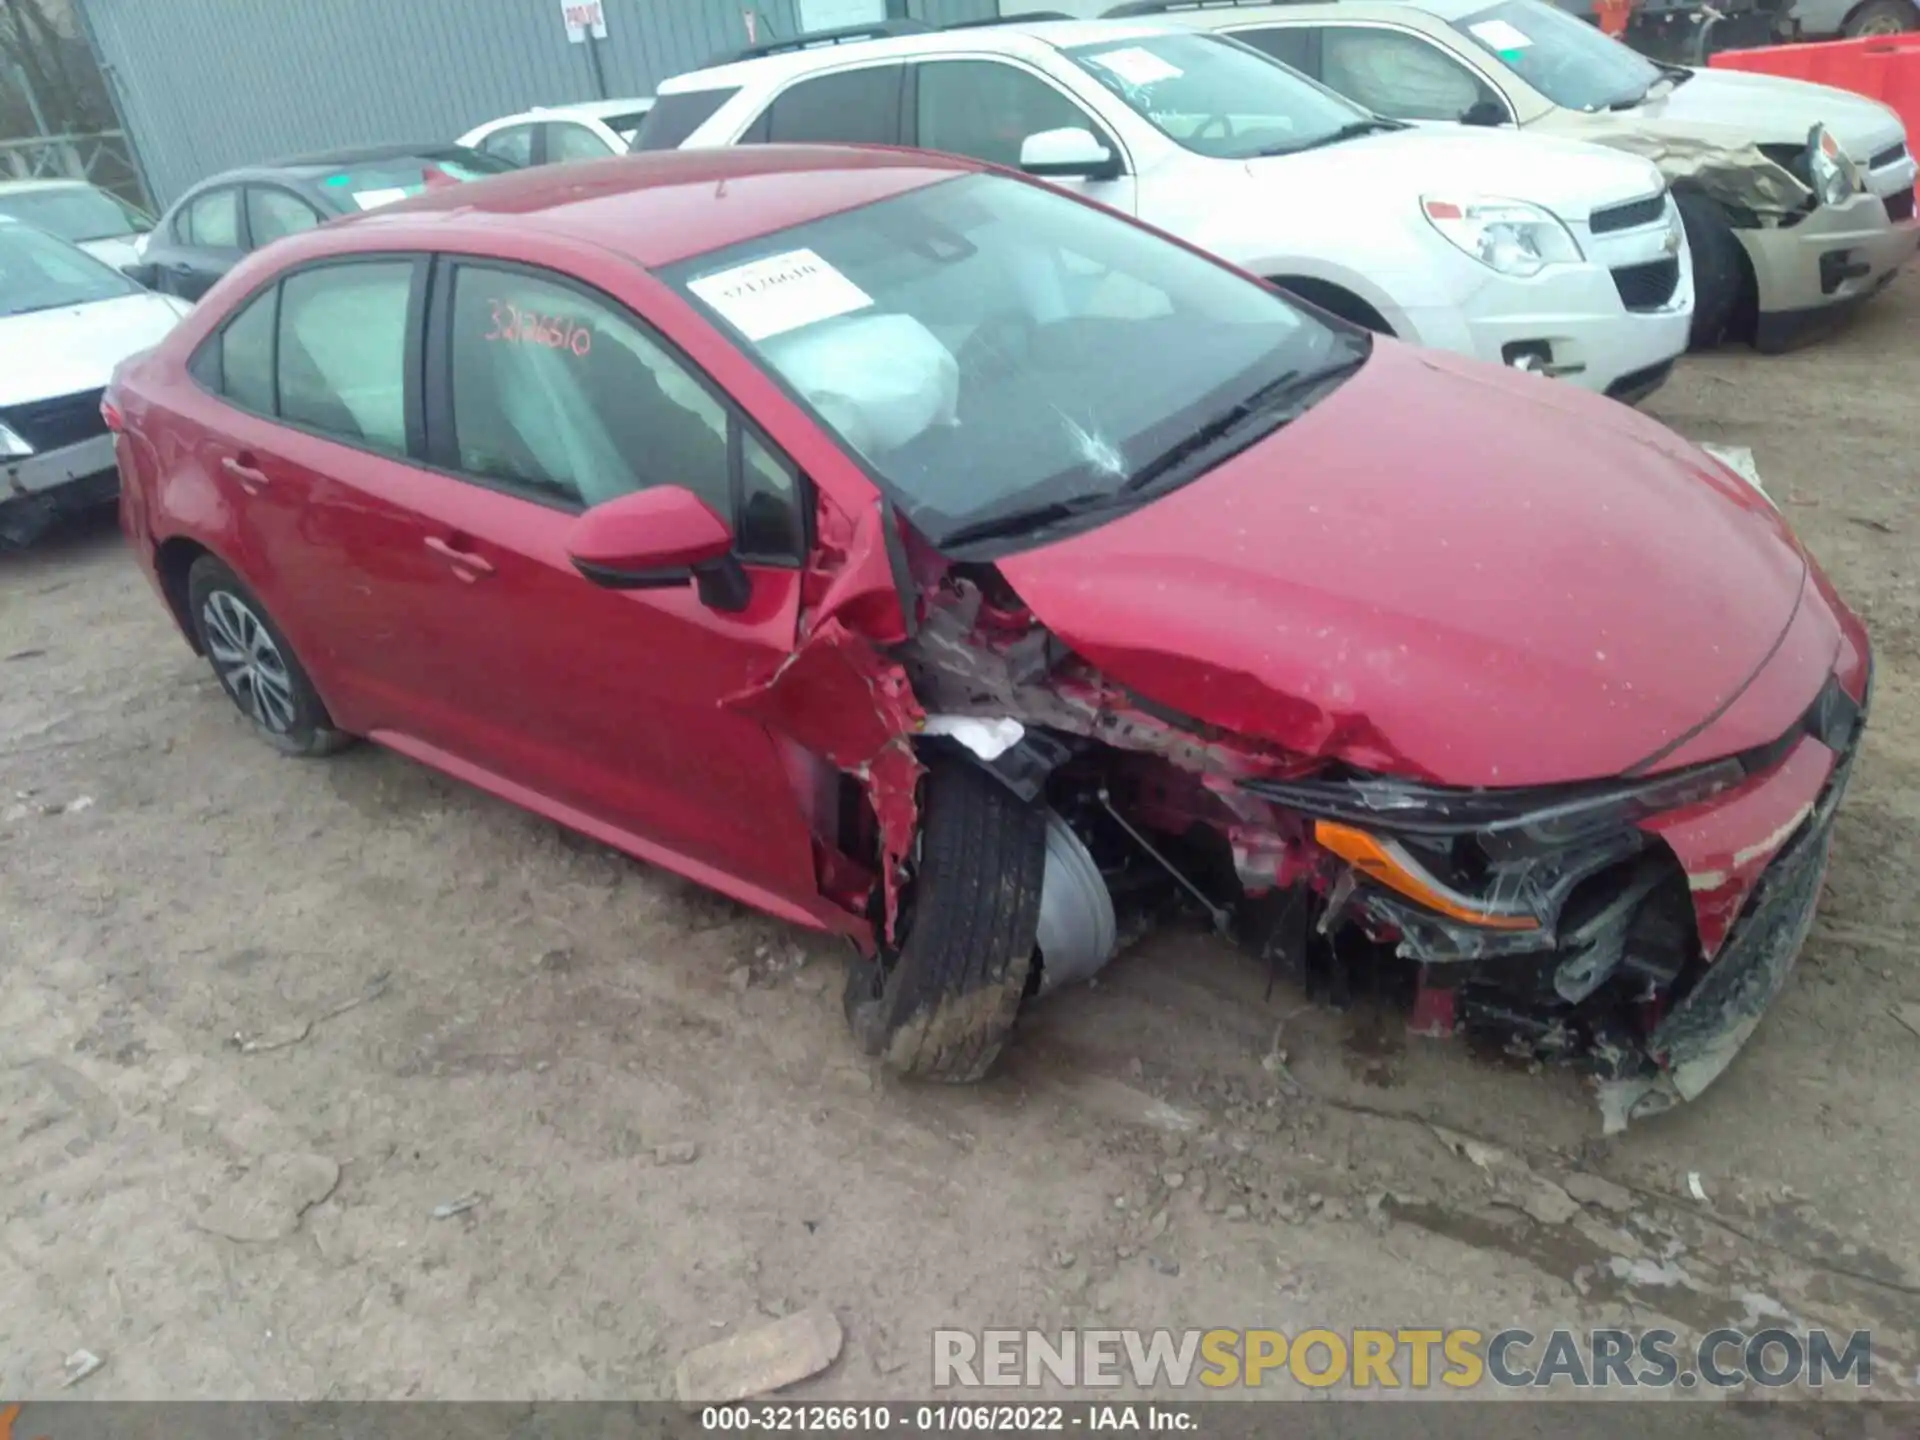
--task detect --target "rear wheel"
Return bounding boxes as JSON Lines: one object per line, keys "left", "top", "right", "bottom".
{"left": 1675, "top": 190, "right": 1746, "bottom": 349}
{"left": 843, "top": 761, "right": 1047, "bottom": 1083}
{"left": 187, "top": 556, "right": 351, "bottom": 757}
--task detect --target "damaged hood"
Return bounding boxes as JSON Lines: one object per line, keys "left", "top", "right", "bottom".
{"left": 1629, "top": 68, "right": 1908, "bottom": 162}
{"left": 994, "top": 342, "right": 1814, "bottom": 790}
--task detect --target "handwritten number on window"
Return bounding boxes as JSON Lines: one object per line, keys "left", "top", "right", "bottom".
{"left": 482, "top": 299, "right": 593, "bottom": 357}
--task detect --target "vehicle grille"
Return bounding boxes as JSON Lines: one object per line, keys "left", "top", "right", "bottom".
{"left": 1869, "top": 140, "right": 1908, "bottom": 169}
{"left": 1886, "top": 188, "right": 1916, "bottom": 223}
{"left": 1611, "top": 257, "right": 1681, "bottom": 312}
{"left": 1589, "top": 192, "right": 1668, "bottom": 234}
{"left": 1, "top": 387, "right": 107, "bottom": 453}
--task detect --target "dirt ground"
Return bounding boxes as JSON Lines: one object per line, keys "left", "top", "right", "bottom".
{"left": 4, "top": 272, "right": 1920, "bottom": 1410}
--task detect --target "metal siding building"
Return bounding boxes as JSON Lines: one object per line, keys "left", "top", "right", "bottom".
{"left": 77, "top": 0, "right": 999, "bottom": 206}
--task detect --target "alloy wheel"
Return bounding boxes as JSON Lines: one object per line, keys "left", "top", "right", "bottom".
{"left": 200, "top": 590, "right": 297, "bottom": 734}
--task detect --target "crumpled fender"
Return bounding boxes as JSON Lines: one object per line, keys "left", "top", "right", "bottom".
{"left": 724, "top": 496, "right": 924, "bottom": 942}
{"left": 1593, "top": 132, "right": 1812, "bottom": 221}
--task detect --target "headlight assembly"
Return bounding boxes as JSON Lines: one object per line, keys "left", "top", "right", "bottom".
{"left": 1421, "top": 195, "right": 1583, "bottom": 278}
{"left": 1806, "top": 124, "right": 1858, "bottom": 207}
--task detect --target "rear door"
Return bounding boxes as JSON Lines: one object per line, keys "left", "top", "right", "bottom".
{"left": 544, "top": 120, "right": 620, "bottom": 163}
{"left": 182, "top": 255, "right": 450, "bottom": 733}
{"left": 155, "top": 185, "right": 245, "bottom": 299}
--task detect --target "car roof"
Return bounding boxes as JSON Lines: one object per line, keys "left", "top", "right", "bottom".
{"left": 264, "top": 140, "right": 495, "bottom": 170}
{"left": 658, "top": 17, "right": 1176, "bottom": 92}
{"left": 1134, "top": 0, "right": 1487, "bottom": 22}
{"left": 476, "top": 96, "right": 657, "bottom": 128}
{"left": 347, "top": 143, "right": 986, "bottom": 268}
{"left": 0, "top": 178, "right": 94, "bottom": 195}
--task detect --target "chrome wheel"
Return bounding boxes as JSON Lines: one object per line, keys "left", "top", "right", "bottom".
{"left": 201, "top": 589, "right": 297, "bottom": 733}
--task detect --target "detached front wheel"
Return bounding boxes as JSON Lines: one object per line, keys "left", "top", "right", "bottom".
{"left": 843, "top": 761, "right": 1047, "bottom": 1083}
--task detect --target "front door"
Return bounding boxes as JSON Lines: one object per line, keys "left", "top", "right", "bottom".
{"left": 379, "top": 257, "right": 822, "bottom": 907}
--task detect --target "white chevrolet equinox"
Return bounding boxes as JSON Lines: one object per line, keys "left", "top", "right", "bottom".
{"left": 641, "top": 14, "right": 1695, "bottom": 403}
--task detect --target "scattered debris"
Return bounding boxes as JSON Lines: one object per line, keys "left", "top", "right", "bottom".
{"left": 1848, "top": 516, "right": 1895, "bottom": 534}
{"left": 1562, "top": 1172, "right": 1636, "bottom": 1214}
{"left": 195, "top": 1152, "right": 340, "bottom": 1242}
{"left": 1162, "top": 1170, "right": 1186, "bottom": 1189}
{"left": 1687, "top": 1172, "right": 1711, "bottom": 1203}
{"left": 432, "top": 1193, "right": 483, "bottom": 1220}
{"left": 655, "top": 1141, "right": 701, "bottom": 1166}
{"left": 3, "top": 648, "right": 48, "bottom": 662}
{"left": 1520, "top": 1178, "right": 1581, "bottom": 1227}
{"left": 1148, "top": 1254, "right": 1181, "bottom": 1277}
{"left": 673, "top": 1307, "right": 843, "bottom": 1403}
{"left": 726, "top": 966, "right": 753, "bottom": 995}
{"left": 61, "top": 1349, "right": 105, "bottom": 1388}
{"left": 1053, "top": 1250, "right": 1076, "bottom": 1269}
{"left": 1224, "top": 1204, "right": 1250, "bottom": 1222}
{"left": 230, "top": 974, "right": 391, "bottom": 1054}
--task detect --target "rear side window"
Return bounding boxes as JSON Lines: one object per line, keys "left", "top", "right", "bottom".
{"left": 218, "top": 289, "right": 277, "bottom": 414}
{"left": 181, "top": 188, "right": 240, "bottom": 248}
{"left": 276, "top": 262, "right": 413, "bottom": 452}
{"left": 633, "top": 88, "right": 740, "bottom": 150}
{"left": 757, "top": 65, "right": 905, "bottom": 145}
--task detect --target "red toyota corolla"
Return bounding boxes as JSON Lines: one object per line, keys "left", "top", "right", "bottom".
{"left": 108, "top": 146, "right": 1869, "bottom": 1126}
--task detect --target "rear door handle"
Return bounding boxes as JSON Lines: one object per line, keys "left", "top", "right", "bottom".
{"left": 424, "top": 535, "right": 494, "bottom": 581}
{"left": 221, "top": 455, "right": 270, "bottom": 495}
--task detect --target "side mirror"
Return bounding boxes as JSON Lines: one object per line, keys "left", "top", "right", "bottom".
{"left": 566, "top": 485, "right": 751, "bottom": 613}
{"left": 1019, "top": 127, "right": 1123, "bottom": 182}
{"left": 1459, "top": 99, "right": 1509, "bottom": 127}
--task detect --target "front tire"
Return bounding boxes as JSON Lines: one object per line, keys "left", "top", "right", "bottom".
{"left": 843, "top": 761, "right": 1047, "bottom": 1083}
{"left": 1842, "top": 0, "right": 1916, "bottom": 35}
{"left": 187, "top": 556, "right": 351, "bottom": 757}
{"left": 1676, "top": 190, "right": 1745, "bottom": 349}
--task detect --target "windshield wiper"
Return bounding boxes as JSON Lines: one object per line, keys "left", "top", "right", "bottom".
{"left": 1116, "top": 353, "right": 1367, "bottom": 498}
{"left": 1254, "top": 118, "right": 1402, "bottom": 157}
{"left": 1610, "top": 67, "right": 1689, "bottom": 109}
{"left": 937, "top": 491, "right": 1122, "bottom": 551}
{"left": 2, "top": 301, "right": 80, "bottom": 318}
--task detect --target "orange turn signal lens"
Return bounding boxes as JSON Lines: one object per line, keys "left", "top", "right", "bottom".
{"left": 1313, "top": 820, "right": 1540, "bottom": 932}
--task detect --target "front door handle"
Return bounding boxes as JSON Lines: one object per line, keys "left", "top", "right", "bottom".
{"left": 424, "top": 535, "right": 494, "bottom": 581}
{"left": 221, "top": 455, "right": 270, "bottom": 495}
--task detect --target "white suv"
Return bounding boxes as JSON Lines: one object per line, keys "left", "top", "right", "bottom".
{"left": 645, "top": 15, "right": 1693, "bottom": 402}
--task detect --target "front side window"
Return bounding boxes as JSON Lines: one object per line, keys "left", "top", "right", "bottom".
{"left": 0, "top": 221, "right": 141, "bottom": 316}
{"left": 915, "top": 60, "right": 1105, "bottom": 170}
{"left": 447, "top": 265, "right": 733, "bottom": 515}
{"left": 0, "top": 184, "right": 150, "bottom": 243}
{"left": 759, "top": 65, "right": 904, "bottom": 145}
{"left": 480, "top": 124, "right": 536, "bottom": 167}
{"left": 247, "top": 187, "right": 323, "bottom": 248}
{"left": 1065, "top": 32, "right": 1379, "bottom": 159}
{"left": 664, "top": 173, "right": 1364, "bottom": 553}
{"left": 1451, "top": 0, "right": 1661, "bottom": 110}
{"left": 183, "top": 188, "right": 241, "bottom": 249}
{"left": 276, "top": 261, "right": 412, "bottom": 452}
{"left": 1230, "top": 25, "right": 1315, "bottom": 73}
{"left": 1318, "top": 27, "right": 1505, "bottom": 122}
{"left": 548, "top": 122, "right": 616, "bottom": 163}
{"left": 598, "top": 108, "right": 654, "bottom": 146}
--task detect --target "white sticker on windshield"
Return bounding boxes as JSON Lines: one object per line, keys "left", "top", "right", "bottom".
{"left": 1090, "top": 45, "right": 1185, "bottom": 86}
{"left": 1468, "top": 18, "right": 1534, "bottom": 50}
{"left": 686, "top": 247, "right": 874, "bottom": 342}
{"left": 351, "top": 187, "right": 413, "bottom": 211}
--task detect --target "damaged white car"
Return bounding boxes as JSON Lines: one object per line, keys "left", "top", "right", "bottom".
{"left": 1127, "top": 0, "right": 1920, "bottom": 348}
